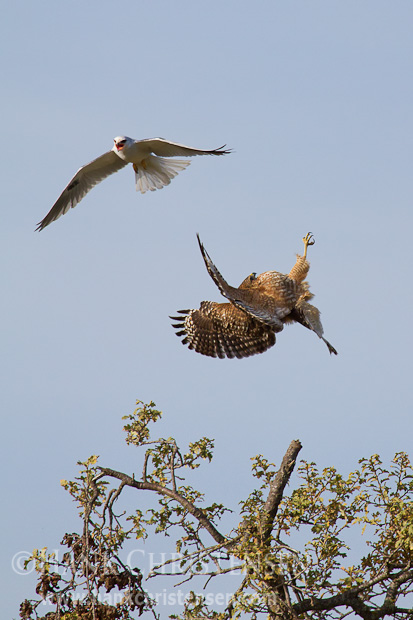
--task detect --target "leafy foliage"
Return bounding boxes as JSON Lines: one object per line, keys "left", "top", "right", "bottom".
{"left": 19, "top": 400, "right": 413, "bottom": 620}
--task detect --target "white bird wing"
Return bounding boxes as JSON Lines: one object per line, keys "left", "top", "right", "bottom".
{"left": 36, "top": 150, "right": 128, "bottom": 231}
{"left": 136, "top": 138, "right": 231, "bottom": 158}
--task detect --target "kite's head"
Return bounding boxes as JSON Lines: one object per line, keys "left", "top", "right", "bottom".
{"left": 113, "top": 136, "right": 131, "bottom": 152}
{"left": 113, "top": 136, "right": 134, "bottom": 153}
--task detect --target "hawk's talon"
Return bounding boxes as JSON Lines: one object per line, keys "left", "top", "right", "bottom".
{"left": 302, "top": 232, "right": 315, "bottom": 259}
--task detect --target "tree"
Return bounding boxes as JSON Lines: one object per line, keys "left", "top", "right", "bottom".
{"left": 20, "top": 400, "right": 413, "bottom": 620}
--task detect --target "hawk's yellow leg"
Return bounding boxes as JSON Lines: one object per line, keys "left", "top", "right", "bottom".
{"left": 302, "top": 232, "right": 315, "bottom": 259}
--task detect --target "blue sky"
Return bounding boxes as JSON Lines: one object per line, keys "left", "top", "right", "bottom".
{"left": 2, "top": 2, "right": 413, "bottom": 617}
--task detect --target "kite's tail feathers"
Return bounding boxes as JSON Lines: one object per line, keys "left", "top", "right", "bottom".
{"left": 134, "top": 156, "right": 191, "bottom": 193}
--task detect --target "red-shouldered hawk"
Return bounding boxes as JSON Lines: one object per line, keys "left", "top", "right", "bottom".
{"left": 36, "top": 136, "right": 231, "bottom": 231}
{"left": 171, "top": 233, "right": 337, "bottom": 359}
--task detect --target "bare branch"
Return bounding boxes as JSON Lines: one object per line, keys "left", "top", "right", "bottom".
{"left": 170, "top": 443, "right": 178, "bottom": 492}
{"left": 142, "top": 451, "right": 150, "bottom": 482}
{"left": 292, "top": 567, "right": 413, "bottom": 619}
{"left": 261, "top": 439, "right": 302, "bottom": 542}
{"left": 97, "top": 466, "right": 227, "bottom": 545}
{"left": 382, "top": 566, "right": 413, "bottom": 610}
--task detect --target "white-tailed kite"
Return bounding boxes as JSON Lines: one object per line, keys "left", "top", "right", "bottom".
{"left": 36, "top": 136, "right": 231, "bottom": 231}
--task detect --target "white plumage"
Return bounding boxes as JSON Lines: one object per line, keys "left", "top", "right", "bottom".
{"left": 37, "top": 136, "right": 231, "bottom": 230}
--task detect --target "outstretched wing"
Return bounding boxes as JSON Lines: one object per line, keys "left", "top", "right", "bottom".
{"left": 196, "top": 235, "right": 285, "bottom": 330}
{"left": 36, "top": 150, "right": 128, "bottom": 231}
{"left": 136, "top": 138, "right": 231, "bottom": 158}
{"left": 170, "top": 302, "right": 276, "bottom": 359}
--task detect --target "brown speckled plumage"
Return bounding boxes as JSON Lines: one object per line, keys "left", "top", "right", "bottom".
{"left": 171, "top": 233, "right": 337, "bottom": 359}
{"left": 172, "top": 302, "right": 276, "bottom": 359}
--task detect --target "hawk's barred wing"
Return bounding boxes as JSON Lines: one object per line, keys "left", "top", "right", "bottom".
{"left": 170, "top": 302, "right": 276, "bottom": 359}
{"left": 196, "top": 234, "right": 285, "bottom": 330}
{"left": 36, "top": 151, "right": 127, "bottom": 231}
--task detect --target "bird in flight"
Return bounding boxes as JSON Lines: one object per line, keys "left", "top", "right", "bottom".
{"left": 36, "top": 136, "right": 231, "bottom": 231}
{"left": 171, "top": 233, "right": 337, "bottom": 359}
